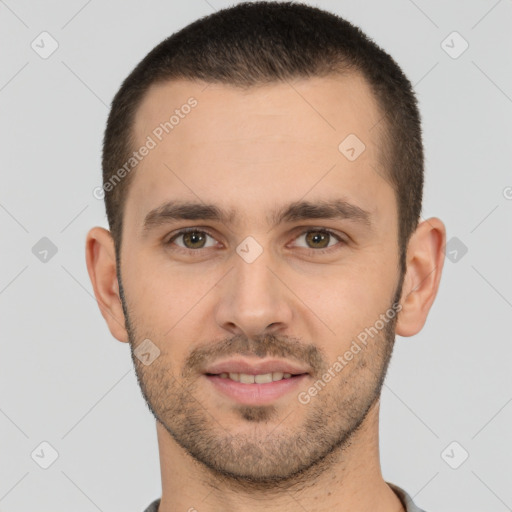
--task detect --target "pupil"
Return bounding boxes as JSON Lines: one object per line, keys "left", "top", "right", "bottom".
{"left": 184, "top": 232, "right": 205, "bottom": 248}
{"left": 182, "top": 231, "right": 330, "bottom": 250}
{"left": 306, "top": 231, "right": 329, "bottom": 248}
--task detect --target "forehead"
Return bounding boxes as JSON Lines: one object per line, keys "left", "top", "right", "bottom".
{"left": 133, "top": 72, "right": 383, "bottom": 151}
{"left": 126, "top": 73, "right": 391, "bottom": 228}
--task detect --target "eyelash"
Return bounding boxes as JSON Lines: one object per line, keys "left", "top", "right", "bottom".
{"left": 165, "top": 227, "right": 346, "bottom": 256}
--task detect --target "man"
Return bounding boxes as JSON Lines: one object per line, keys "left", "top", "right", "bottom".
{"left": 85, "top": 2, "right": 445, "bottom": 511}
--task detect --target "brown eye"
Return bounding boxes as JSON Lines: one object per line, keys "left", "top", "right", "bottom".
{"left": 169, "top": 230, "right": 217, "bottom": 250}
{"left": 290, "top": 229, "right": 345, "bottom": 253}
{"left": 304, "top": 231, "right": 331, "bottom": 249}
{"left": 182, "top": 231, "right": 206, "bottom": 249}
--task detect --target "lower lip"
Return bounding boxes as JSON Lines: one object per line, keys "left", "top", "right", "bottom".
{"left": 205, "top": 374, "right": 309, "bottom": 405}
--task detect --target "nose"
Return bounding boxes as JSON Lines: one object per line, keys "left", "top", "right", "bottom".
{"left": 214, "top": 248, "right": 293, "bottom": 338}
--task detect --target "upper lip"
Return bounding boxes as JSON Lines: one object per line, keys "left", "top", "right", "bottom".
{"left": 204, "top": 358, "right": 310, "bottom": 376}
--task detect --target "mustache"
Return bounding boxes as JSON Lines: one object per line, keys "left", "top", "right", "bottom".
{"left": 183, "top": 333, "right": 327, "bottom": 377}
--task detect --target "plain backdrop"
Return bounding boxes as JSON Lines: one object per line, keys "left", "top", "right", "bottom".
{"left": 1, "top": 1, "right": 511, "bottom": 511}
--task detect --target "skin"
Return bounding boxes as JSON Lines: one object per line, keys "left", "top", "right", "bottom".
{"left": 86, "top": 72, "right": 445, "bottom": 512}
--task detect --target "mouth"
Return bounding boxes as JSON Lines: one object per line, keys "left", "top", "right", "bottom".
{"left": 203, "top": 359, "right": 310, "bottom": 405}
{"left": 205, "top": 371, "right": 303, "bottom": 383}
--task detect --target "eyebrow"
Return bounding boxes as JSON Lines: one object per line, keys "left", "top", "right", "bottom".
{"left": 142, "top": 198, "right": 372, "bottom": 235}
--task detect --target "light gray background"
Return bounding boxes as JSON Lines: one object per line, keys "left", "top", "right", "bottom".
{"left": 1, "top": 1, "right": 511, "bottom": 511}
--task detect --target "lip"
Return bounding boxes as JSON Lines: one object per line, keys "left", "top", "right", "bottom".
{"left": 205, "top": 373, "right": 309, "bottom": 405}
{"left": 204, "top": 358, "right": 310, "bottom": 376}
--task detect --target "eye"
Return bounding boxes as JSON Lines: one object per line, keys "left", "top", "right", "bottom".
{"left": 291, "top": 229, "right": 344, "bottom": 252}
{"left": 164, "top": 227, "right": 346, "bottom": 256}
{"left": 167, "top": 229, "right": 218, "bottom": 250}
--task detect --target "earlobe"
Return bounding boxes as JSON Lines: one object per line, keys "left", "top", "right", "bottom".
{"left": 395, "top": 217, "right": 446, "bottom": 337}
{"left": 85, "top": 227, "right": 129, "bottom": 343}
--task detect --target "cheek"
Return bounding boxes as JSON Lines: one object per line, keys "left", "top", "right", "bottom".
{"left": 298, "top": 250, "right": 397, "bottom": 341}
{"left": 122, "top": 254, "right": 219, "bottom": 338}
{"left": 122, "top": 226, "right": 398, "bottom": 345}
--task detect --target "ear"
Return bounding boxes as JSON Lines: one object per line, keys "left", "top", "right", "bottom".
{"left": 395, "top": 217, "right": 446, "bottom": 337}
{"left": 85, "top": 227, "right": 129, "bottom": 343}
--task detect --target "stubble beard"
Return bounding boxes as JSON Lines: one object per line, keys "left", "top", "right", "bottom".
{"left": 119, "top": 269, "right": 403, "bottom": 489}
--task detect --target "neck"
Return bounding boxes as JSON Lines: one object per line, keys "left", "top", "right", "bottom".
{"left": 156, "top": 400, "right": 404, "bottom": 512}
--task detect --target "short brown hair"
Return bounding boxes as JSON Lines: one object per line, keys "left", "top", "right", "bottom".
{"left": 102, "top": 1, "right": 423, "bottom": 275}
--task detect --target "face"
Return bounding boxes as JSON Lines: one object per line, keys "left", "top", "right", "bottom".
{"left": 118, "top": 74, "right": 403, "bottom": 483}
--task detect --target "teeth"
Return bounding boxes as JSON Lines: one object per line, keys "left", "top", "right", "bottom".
{"left": 217, "top": 372, "right": 296, "bottom": 383}
{"left": 255, "top": 373, "right": 272, "bottom": 384}
{"left": 240, "top": 373, "right": 255, "bottom": 384}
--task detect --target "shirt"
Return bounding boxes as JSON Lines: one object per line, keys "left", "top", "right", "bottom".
{"left": 142, "top": 481, "right": 427, "bottom": 511}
